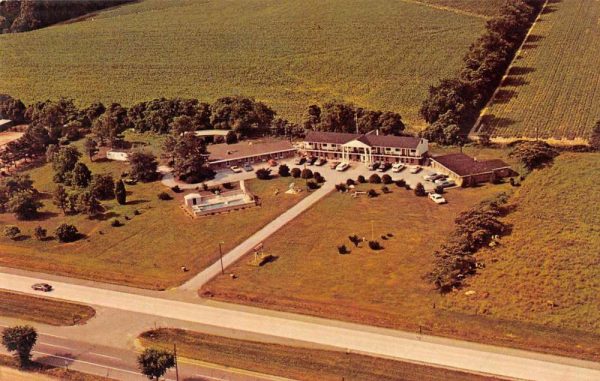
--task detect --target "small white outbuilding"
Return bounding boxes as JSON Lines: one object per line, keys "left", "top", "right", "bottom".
{"left": 106, "top": 150, "right": 130, "bottom": 161}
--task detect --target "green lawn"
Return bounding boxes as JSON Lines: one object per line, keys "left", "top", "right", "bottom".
{"left": 139, "top": 328, "right": 500, "bottom": 381}
{"left": 0, "top": 140, "right": 307, "bottom": 289}
{"left": 0, "top": 0, "right": 488, "bottom": 128}
{"left": 442, "top": 153, "right": 600, "bottom": 336}
{"left": 0, "top": 290, "right": 95, "bottom": 326}
{"left": 202, "top": 165, "right": 600, "bottom": 361}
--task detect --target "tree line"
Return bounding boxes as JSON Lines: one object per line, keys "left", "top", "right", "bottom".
{"left": 0, "top": 0, "right": 133, "bottom": 34}
{"left": 419, "top": 0, "right": 544, "bottom": 145}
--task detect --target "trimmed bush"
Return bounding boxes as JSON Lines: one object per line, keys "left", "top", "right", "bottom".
{"left": 301, "top": 168, "right": 313, "bottom": 179}
{"left": 313, "top": 172, "right": 324, "bottom": 183}
{"left": 307, "top": 180, "right": 319, "bottom": 190}
{"left": 291, "top": 168, "right": 301, "bottom": 178}
{"left": 414, "top": 182, "right": 426, "bottom": 197}
{"left": 158, "top": 192, "right": 172, "bottom": 201}
{"left": 256, "top": 168, "right": 272, "bottom": 180}
{"left": 357, "top": 175, "right": 366, "bottom": 183}
{"left": 381, "top": 174, "right": 393, "bottom": 184}
{"left": 434, "top": 185, "right": 444, "bottom": 194}
{"left": 381, "top": 186, "right": 390, "bottom": 193}
{"left": 110, "top": 219, "right": 122, "bottom": 227}
{"left": 395, "top": 179, "right": 406, "bottom": 187}
{"left": 33, "top": 226, "right": 47, "bottom": 241}
{"left": 4, "top": 225, "right": 20, "bottom": 240}
{"left": 278, "top": 164, "right": 290, "bottom": 177}
{"left": 171, "top": 185, "right": 182, "bottom": 193}
{"left": 368, "top": 240, "right": 383, "bottom": 250}
{"left": 369, "top": 174, "right": 381, "bottom": 184}
{"left": 55, "top": 223, "right": 79, "bottom": 242}
{"left": 367, "top": 189, "right": 378, "bottom": 198}
{"left": 348, "top": 234, "right": 361, "bottom": 247}
{"left": 335, "top": 183, "right": 347, "bottom": 192}
{"left": 337, "top": 244, "right": 349, "bottom": 255}
{"left": 346, "top": 178, "right": 355, "bottom": 186}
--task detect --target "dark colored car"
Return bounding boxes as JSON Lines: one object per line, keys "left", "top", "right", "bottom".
{"left": 306, "top": 156, "right": 318, "bottom": 165}
{"left": 31, "top": 283, "right": 53, "bottom": 292}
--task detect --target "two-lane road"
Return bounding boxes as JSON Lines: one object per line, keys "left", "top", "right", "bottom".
{"left": 1, "top": 273, "right": 599, "bottom": 381}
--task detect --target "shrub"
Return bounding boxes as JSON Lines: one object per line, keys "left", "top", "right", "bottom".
{"left": 369, "top": 174, "right": 381, "bottom": 184}
{"left": 368, "top": 240, "right": 382, "bottom": 250}
{"left": 301, "top": 168, "right": 313, "bottom": 179}
{"left": 395, "top": 179, "right": 406, "bottom": 187}
{"left": 3, "top": 225, "right": 20, "bottom": 240}
{"left": 381, "top": 174, "right": 393, "bottom": 184}
{"left": 291, "top": 168, "right": 301, "bottom": 178}
{"left": 335, "top": 183, "right": 347, "bottom": 192}
{"left": 110, "top": 219, "right": 122, "bottom": 227}
{"left": 348, "top": 234, "right": 361, "bottom": 247}
{"left": 222, "top": 182, "right": 233, "bottom": 190}
{"left": 414, "top": 182, "right": 426, "bottom": 197}
{"left": 256, "top": 168, "right": 272, "bottom": 180}
{"left": 313, "top": 172, "right": 324, "bottom": 183}
{"left": 434, "top": 185, "right": 445, "bottom": 194}
{"left": 115, "top": 180, "right": 126, "bottom": 205}
{"left": 510, "top": 141, "right": 559, "bottom": 170}
{"left": 278, "top": 164, "right": 290, "bottom": 177}
{"left": 33, "top": 226, "right": 47, "bottom": 241}
{"left": 404, "top": 183, "right": 411, "bottom": 190}
{"left": 381, "top": 186, "right": 390, "bottom": 193}
{"left": 367, "top": 189, "right": 378, "bottom": 198}
{"left": 346, "top": 178, "right": 355, "bottom": 186}
{"left": 158, "top": 192, "right": 172, "bottom": 201}
{"left": 55, "top": 223, "right": 79, "bottom": 242}
{"left": 307, "top": 180, "right": 319, "bottom": 190}
{"left": 337, "top": 244, "right": 349, "bottom": 255}
{"left": 171, "top": 185, "right": 182, "bottom": 193}
{"left": 357, "top": 175, "right": 366, "bottom": 183}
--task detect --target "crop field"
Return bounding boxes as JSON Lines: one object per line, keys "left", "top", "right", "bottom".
{"left": 478, "top": 0, "right": 600, "bottom": 142}
{"left": 443, "top": 153, "right": 600, "bottom": 336}
{"left": 414, "top": 0, "right": 505, "bottom": 17}
{"left": 0, "top": 290, "right": 95, "bottom": 326}
{"left": 139, "top": 328, "right": 500, "bottom": 381}
{"left": 0, "top": 0, "right": 490, "bottom": 128}
{"left": 202, "top": 177, "right": 600, "bottom": 361}
{"left": 0, "top": 138, "right": 308, "bottom": 289}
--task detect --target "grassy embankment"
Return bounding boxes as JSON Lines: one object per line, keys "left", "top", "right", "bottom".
{"left": 0, "top": 0, "right": 490, "bottom": 127}
{"left": 0, "top": 355, "right": 112, "bottom": 381}
{"left": 480, "top": 0, "right": 600, "bottom": 142}
{"left": 0, "top": 291, "right": 95, "bottom": 326}
{"left": 139, "top": 328, "right": 501, "bottom": 381}
{"left": 202, "top": 154, "right": 600, "bottom": 361}
{"left": 0, "top": 133, "right": 308, "bottom": 289}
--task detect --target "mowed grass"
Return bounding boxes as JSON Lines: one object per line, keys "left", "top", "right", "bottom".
{"left": 0, "top": 140, "right": 307, "bottom": 289}
{"left": 480, "top": 1, "right": 600, "bottom": 141}
{"left": 0, "top": 355, "right": 111, "bottom": 381}
{"left": 203, "top": 178, "right": 600, "bottom": 360}
{"left": 442, "top": 153, "right": 600, "bottom": 334}
{"left": 0, "top": 0, "right": 487, "bottom": 127}
{"left": 0, "top": 290, "right": 95, "bottom": 326}
{"left": 139, "top": 328, "right": 500, "bottom": 381}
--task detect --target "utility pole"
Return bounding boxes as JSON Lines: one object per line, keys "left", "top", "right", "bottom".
{"left": 371, "top": 220, "right": 374, "bottom": 241}
{"left": 174, "top": 343, "right": 179, "bottom": 381}
{"left": 219, "top": 241, "right": 225, "bottom": 275}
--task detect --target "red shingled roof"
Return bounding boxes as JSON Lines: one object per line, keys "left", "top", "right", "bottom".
{"left": 432, "top": 153, "right": 510, "bottom": 177}
{"left": 207, "top": 139, "right": 294, "bottom": 162}
{"left": 304, "top": 131, "right": 361, "bottom": 145}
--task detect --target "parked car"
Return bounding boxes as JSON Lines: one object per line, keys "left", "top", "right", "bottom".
{"left": 336, "top": 162, "right": 350, "bottom": 172}
{"left": 423, "top": 172, "right": 439, "bottom": 181}
{"left": 294, "top": 157, "right": 306, "bottom": 165}
{"left": 230, "top": 165, "right": 243, "bottom": 173}
{"left": 315, "top": 158, "right": 326, "bottom": 166}
{"left": 434, "top": 179, "right": 456, "bottom": 188}
{"left": 329, "top": 161, "right": 340, "bottom": 169}
{"left": 31, "top": 283, "right": 52, "bottom": 292}
{"left": 429, "top": 193, "right": 447, "bottom": 204}
{"left": 409, "top": 166, "right": 421, "bottom": 174}
{"left": 368, "top": 162, "right": 380, "bottom": 171}
{"left": 268, "top": 159, "right": 278, "bottom": 167}
{"left": 306, "top": 156, "right": 317, "bottom": 165}
{"left": 392, "top": 163, "right": 405, "bottom": 173}
{"left": 243, "top": 163, "right": 253, "bottom": 172}
{"left": 377, "top": 163, "right": 391, "bottom": 172}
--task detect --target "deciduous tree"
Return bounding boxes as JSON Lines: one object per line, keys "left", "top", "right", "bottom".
{"left": 1, "top": 325, "right": 37, "bottom": 368}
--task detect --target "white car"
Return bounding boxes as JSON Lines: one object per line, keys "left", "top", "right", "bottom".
{"left": 429, "top": 193, "right": 447, "bottom": 204}
{"left": 423, "top": 172, "right": 439, "bottom": 181}
{"left": 335, "top": 162, "right": 350, "bottom": 172}
{"left": 435, "top": 179, "right": 456, "bottom": 188}
{"left": 409, "top": 166, "right": 421, "bottom": 174}
{"left": 392, "top": 163, "right": 405, "bottom": 173}
{"left": 230, "top": 165, "right": 243, "bottom": 173}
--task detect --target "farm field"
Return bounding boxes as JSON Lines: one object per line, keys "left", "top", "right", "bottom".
{"left": 415, "top": 0, "right": 505, "bottom": 17}
{"left": 0, "top": 0, "right": 490, "bottom": 128}
{"left": 443, "top": 153, "right": 600, "bottom": 336}
{"left": 478, "top": 0, "right": 600, "bottom": 142}
{"left": 0, "top": 290, "right": 95, "bottom": 326}
{"left": 202, "top": 176, "right": 600, "bottom": 361}
{"left": 139, "top": 328, "right": 500, "bottom": 381}
{"left": 0, "top": 138, "right": 308, "bottom": 290}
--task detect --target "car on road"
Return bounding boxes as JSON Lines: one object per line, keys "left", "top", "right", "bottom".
{"left": 429, "top": 193, "right": 447, "bottom": 204}
{"left": 294, "top": 157, "right": 306, "bottom": 165}
{"left": 315, "top": 158, "right": 326, "bottom": 166}
{"left": 423, "top": 172, "right": 439, "bottom": 181}
{"left": 306, "top": 156, "right": 317, "bottom": 165}
{"left": 243, "top": 163, "right": 253, "bottom": 172}
{"left": 230, "top": 165, "right": 243, "bottom": 173}
{"left": 392, "top": 163, "right": 405, "bottom": 173}
{"left": 329, "top": 161, "right": 340, "bottom": 169}
{"left": 335, "top": 162, "right": 350, "bottom": 172}
{"left": 31, "top": 283, "right": 52, "bottom": 292}
{"left": 377, "top": 163, "right": 391, "bottom": 172}
{"left": 434, "top": 179, "right": 456, "bottom": 188}
{"left": 409, "top": 166, "right": 421, "bottom": 174}
{"left": 368, "top": 162, "right": 380, "bottom": 171}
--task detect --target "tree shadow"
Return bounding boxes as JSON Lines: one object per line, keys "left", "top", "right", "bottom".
{"left": 96, "top": 211, "right": 120, "bottom": 221}
{"left": 492, "top": 89, "right": 517, "bottom": 104}
{"left": 127, "top": 199, "right": 149, "bottom": 205}
{"left": 502, "top": 76, "right": 529, "bottom": 87}
{"left": 479, "top": 115, "right": 517, "bottom": 132}
{"left": 526, "top": 34, "right": 544, "bottom": 43}
{"left": 508, "top": 66, "right": 535, "bottom": 76}
{"left": 14, "top": 235, "right": 31, "bottom": 241}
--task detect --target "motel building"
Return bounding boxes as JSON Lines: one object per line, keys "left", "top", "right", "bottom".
{"left": 302, "top": 131, "right": 429, "bottom": 165}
